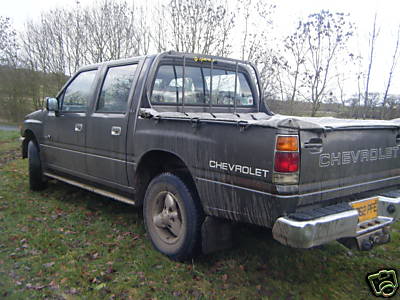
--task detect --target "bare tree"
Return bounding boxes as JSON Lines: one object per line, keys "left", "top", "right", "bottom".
{"left": 364, "top": 92, "right": 381, "bottom": 118}
{"left": 364, "top": 13, "right": 379, "bottom": 119}
{"left": 16, "top": 0, "right": 153, "bottom": 119}
{"left": 253, "top": 48, "right": 288, "bottom": 100}
{"left": 22, "top": 12, "right": 67, "bottom": 74}
{"left": 0, "top": 17, "right": 20, "bottom": 121}
{"left": 21, "top": 0, "right": 151, "bottom": 74}
{"left": 299, "top": 10, "right": 354, "bottom": 116}
{"left": 150, "top": 5, "right": 169, "bottom": 52}
{"left": 84, "top": 0, "right": 149, "bottom": 62}
{"left": 235, "top": 1, "right": 285, "bottom": 101}
{"left": 239, "top": 0, "right": 252, "bottom": 60}
{"left": 334, "top": 52, "right": 357, "bottom": 110}
{"left": 336, "top": 71, "right": 346, "bottom": 108}
{"left": 169, "top": 0, "right": 235, "bottom": 55}
{"left": 63, "top": 1, "right": 86, "bottom": 73}
{"left": 385, "top": 94, "right": 400, "bottom": 119}
{"left": 0, "top": 16, "right": 19, "bottom": 67}
{"left": 381, "top": 24, "right": 400, "bottom": 118}
{"left": 284, "top": 23, "right": 309, "bottom": 112}
{"left": 238, "top": 0, "right": 275, "bottom": 62}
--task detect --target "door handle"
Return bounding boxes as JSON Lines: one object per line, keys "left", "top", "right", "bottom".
{"left": 304, "top": 138, "right": 323, "bottom": 153}
{"left": 304, "top": 138, "right": 323, "bottom": 148}
{"left": 111, "top": 126, "right": 122, "bottom": 136}
{"left": 74, "top": 123, "right": 83, "bottom": 132}
{"left": 304, "top": 143, "right": 322, "bottom": 148}
{"left": 396, "top": 134, "right": 400, "bottom": 145}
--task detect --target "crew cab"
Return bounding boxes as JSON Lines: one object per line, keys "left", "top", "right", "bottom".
{"left": 21, "top": 51, "right": 400, "bottom": 260}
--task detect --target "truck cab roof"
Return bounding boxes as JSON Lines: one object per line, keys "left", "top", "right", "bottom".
{"left": 78, "top": 51, "right": 270, "bottom": 115}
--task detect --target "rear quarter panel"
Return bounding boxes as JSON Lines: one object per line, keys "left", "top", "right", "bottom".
{"left": 133, "top": 118, "right": 298, "bottom": 227}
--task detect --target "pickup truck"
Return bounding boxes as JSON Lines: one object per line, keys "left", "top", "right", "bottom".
{"left": 21, "top": 51, "right": 400, "bottom": 261}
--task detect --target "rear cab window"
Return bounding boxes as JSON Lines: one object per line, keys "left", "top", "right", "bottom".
{"left": 150, "top": 61, "right": 255, "bottom": 108}
{"left": 96, "top": 64, "right": 138, "bottom": 113}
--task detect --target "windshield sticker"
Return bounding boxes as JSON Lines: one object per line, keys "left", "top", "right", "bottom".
{"left": 194, "top": 57, "right": 213, "bottom": 63}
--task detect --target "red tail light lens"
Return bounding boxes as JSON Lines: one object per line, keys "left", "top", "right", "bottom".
{"left": 274, "top": 152, "right": 299, "bottom": 172}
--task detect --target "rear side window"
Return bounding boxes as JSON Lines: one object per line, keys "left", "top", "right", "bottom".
{"left": 151, "top": 65, "right": 178, "bottom": 104}
{"left": 150, "top": 64, "right": 254, "bottom": 106}
{"left": 97, "top": 64, "right": 138, "bottom": 113}
{"left": 61, "top": 70, "right": 97, "bottom": 112}
{"left": 151, "top": 65, "right": 206, "bottom": 105}
{"left": 204, "top": 69, "right": 254, "bottom": 106}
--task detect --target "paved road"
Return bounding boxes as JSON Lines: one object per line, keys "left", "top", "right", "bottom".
{"left": 0, "top": 124, "right": 19, "bottom": 131}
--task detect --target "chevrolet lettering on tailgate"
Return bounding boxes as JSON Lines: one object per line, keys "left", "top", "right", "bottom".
{"left": 319, "top": 146, "right": 400, "bottom": 167}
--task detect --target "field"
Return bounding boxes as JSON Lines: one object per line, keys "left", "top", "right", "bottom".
{"left": 0, "top": 129, "right": 399, "bottom": 299}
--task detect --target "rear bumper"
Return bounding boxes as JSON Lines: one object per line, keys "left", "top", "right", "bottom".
{"left": 272, "top": 193, "right": 400, "bottom": 248}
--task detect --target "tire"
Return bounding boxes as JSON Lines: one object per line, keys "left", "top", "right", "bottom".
{"left": 143, "top": 173, "right": 204, "bottom": 261}
{"left": 28, "top": 140, "right": 46, "bottom": 191}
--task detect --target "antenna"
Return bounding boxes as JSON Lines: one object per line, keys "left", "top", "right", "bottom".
{"left": 209, "top": 59, "right": 213, "bottom": 114}
{"left": 234, "top": 61, "right": 238, "bottom": 115}
{"left": 182, "top": 55, "right": 186, "bottom": 114}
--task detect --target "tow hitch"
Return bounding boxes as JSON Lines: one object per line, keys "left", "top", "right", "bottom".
{"left": 339, "top": 226, "right": 391, "bottom": 251}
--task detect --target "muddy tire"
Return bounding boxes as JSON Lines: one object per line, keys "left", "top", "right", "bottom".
{"left": 28, "top": 141, "right": 46, "bottom": 191}
{"left": 143, "top": 173, "right": 203, "bottom": 261}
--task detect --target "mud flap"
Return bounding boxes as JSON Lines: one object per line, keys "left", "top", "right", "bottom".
{"left": 201, "top": 216, "right": 233, "bottom": 254}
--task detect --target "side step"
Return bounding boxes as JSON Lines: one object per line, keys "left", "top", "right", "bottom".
{"left": 44, "top": 172, "right": 136, "bottom": 206}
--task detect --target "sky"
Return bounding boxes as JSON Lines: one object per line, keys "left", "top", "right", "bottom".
{"left": 273, "top": 0, "right": 400, "bottom": 96}
{"left": 2, "top": 0, "right": 400, "bottom": 96}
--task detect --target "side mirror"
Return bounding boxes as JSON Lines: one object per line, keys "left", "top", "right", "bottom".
{"left": 46, "top": 97, "right": 59, "bottom": 113}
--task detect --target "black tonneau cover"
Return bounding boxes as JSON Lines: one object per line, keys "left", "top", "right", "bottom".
{"left": 140, "top": 108, "right": 400, "bottom": 131}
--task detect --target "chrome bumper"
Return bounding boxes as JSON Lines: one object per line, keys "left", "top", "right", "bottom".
{"left": 272, "top": 195, "right": 400, "bottom": 248}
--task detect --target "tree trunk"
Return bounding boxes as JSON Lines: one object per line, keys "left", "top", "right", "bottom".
{"left": 364, "top": 13, "right": 378, "bottom": 119}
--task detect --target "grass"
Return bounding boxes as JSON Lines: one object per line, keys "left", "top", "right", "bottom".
{"left": 0, "top": 129, "right": 399, "bottom": 299}
{"left": 0, "top": 130, "right": 20, "bottom": 167}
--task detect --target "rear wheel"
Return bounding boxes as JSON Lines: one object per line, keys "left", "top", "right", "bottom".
{"left": 28, "top": 141, "right": 46, "bottom": 191}
{"left": 143, "top": 173, "right": 203, "bottom": 261}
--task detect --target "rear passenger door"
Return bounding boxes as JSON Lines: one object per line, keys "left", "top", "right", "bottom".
{"left": 86, "top": 62, "right": 140, "bottom": 187}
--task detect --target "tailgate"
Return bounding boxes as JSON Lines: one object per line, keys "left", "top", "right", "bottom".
{"left": 299, "top": 127, "right": 400, "bottom": 201}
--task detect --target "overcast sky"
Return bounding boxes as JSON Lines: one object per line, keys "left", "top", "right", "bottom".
{"left": 3, "top": 0, "right": 400, "bottom": 96}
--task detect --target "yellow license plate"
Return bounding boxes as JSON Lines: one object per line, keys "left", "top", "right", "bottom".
{"left": 351, "top": 198, "right": 378, "bottom": 222}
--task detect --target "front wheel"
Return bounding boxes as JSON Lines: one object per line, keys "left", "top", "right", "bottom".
{"left": 143, "top": 173, "right": 203, "bottom": 261}
{"left": 28, "top": 141, "right": 46, "bottom": 191}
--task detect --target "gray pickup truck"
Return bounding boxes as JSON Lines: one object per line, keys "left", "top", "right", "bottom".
{"left": 21, "top": 51, "right": 400, "bottom": 260}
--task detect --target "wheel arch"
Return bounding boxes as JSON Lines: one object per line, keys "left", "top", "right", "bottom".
{"left": 22, "top": 129, "right": 39, "bottom": 158}
{"left": 134, "top": 149, "right": 200, "bottom": 207}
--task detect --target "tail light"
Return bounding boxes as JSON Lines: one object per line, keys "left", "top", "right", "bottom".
{"left": 273, "top": 135, "right": 299, "bottom": 184}
{"left": 276, "top": 136, "right": 299, "bottom": 151}
{"left": 274, "top": 152, "right": 299, "bottom": 172}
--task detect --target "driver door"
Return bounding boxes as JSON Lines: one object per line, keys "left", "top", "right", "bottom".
{"left": 42, "top": 69, "right": 98, "bottom": 176}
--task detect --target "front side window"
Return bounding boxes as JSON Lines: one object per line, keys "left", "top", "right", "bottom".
{"left": 97, "top": 64, "right": 138, "bottom": 113}
{"left": 150, "top": 64, "right": 254, "bottom": 106}
{"left": 61, "top": 70, "right": 97, "bottom": 112}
